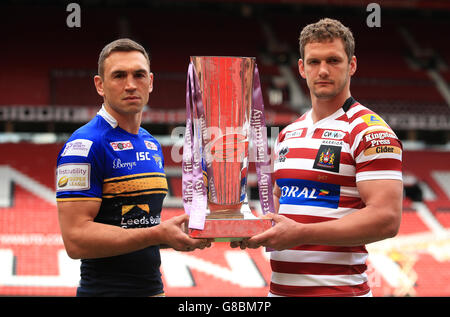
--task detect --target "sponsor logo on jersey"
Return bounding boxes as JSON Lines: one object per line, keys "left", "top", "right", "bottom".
{"left": 361, "top": 114, "right": 388, "bottom": 127}
{"left": 284, "top": 128, "right": 306, "bottom": 140}
{"left": 120, "top": 215, "right": 161, "bottom": 229}
{"left": 120, "top": 204, "right": 161, "bottom": 228}
{"left": 144, "top": 140, "right": 158, "bottom": 151}
{"left": 112, "top": 158, "right": 137, "bottom": 170}
{"left": 363, "top": 129, "right": 401, "bottom": 156}
{"left": 277, "top": 178, "right": 340, "bottom": 209}
{"left": 153, "top": 154, "right": 163, "bottom": 169}
{"left": 122, "top": 204, "right": 150, "bottom": 215}
{"left": 313, "top": 144, "right": 341, "bottom": 173}
{"left": 61, "top": 139, "right": 93, "bottom": 157}
{"left": 364, "top": 131, "right": 396, "bottom": 142}
{"left": 276, "top": 146, "right": 289, "bottom": 163}
{"left": 110, "top": 141, "right": 134, "bottom": 151}
{"left": 136, "top": 151, "right": 151, "bottom": 161}
{"left": 364, "top": 145, "right": 402, "bottom": 156}
{"left": 56, "top": 163, "right": 90, "bottom": 191}
{"left": 364, "top": 130, "right": 396, "bottom": 147}
{"left": 321, "top": 130, "right": 346, "bottom": 140}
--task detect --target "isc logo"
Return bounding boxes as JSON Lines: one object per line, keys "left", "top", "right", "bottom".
{"left": 136, "top": 152, "right": 151, "bottom": 161}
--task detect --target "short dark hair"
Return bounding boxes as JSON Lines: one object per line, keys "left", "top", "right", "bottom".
{"left": 299, "top": 18, "right": 355, "bottom": 62}
{"left": 98, "top": 38, "right": 150, "bottom": 78}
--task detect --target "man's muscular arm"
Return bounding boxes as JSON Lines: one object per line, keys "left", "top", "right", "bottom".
{"left": 58, "top": 200, "right": 210, "bottom": 259}
{"left": 243, "top": 179, "right": 403, "bottom": 250}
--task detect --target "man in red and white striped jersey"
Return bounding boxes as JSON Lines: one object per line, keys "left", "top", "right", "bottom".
{"left": 235, "top": 18, "right": 403, "bottom": 297}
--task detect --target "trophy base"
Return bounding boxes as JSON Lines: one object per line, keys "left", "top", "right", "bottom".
{"left": 188, "top": 218, "right": 272, "bottom": 242}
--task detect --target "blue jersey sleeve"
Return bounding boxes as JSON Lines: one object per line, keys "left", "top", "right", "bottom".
{"left": 56, "top": 135, "right": 104, "bottom": 202}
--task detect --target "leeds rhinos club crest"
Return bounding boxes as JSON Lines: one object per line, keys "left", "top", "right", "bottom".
{"left": 313, "top": 144, "right": 341, "bottom": 173}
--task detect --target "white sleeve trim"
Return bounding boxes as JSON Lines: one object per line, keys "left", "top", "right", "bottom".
{"left": 356, "top": 170, "right": 403, "bottom": 182}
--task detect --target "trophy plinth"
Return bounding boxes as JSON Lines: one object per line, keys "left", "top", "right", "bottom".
{"left": 188, "top": 202, "right": 272, "bottom": 241}
{"left": 188, "top": 218, "right": 272, "bottom": 241}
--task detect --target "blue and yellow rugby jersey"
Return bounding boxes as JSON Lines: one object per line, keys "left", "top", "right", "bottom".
{"left": 56, "top": 105, "right": 168, "bottom": 296}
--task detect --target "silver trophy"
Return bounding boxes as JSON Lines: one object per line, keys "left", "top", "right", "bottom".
{"left": 183, "top": 56, "right": 273, "bottom": 240}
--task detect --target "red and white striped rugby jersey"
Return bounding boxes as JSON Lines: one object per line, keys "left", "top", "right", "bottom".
{"left": 271, "top": 97, "right": 403, "bottom": 297}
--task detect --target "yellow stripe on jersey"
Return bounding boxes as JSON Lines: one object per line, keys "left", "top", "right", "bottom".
{"left": 104, "top": 172, "right": 166, "bottom": 183}
{"left": 102, "top": 172, "right": 168, "bottom": 199}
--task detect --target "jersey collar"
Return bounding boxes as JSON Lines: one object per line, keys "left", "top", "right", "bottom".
{"left": 97, "top": 104, "right": 118, "bottom": 128}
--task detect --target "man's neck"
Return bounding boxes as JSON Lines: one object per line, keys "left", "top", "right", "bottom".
{"left": 104, "top": 104, "right": 142, "bottom": 135}
{"left": 310, "top": 92, "right": 351, "bottom": 124}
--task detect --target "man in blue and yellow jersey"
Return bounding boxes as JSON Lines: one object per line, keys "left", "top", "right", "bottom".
{"left": 56, "top": 38, "right": 211, "bottom": 297}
